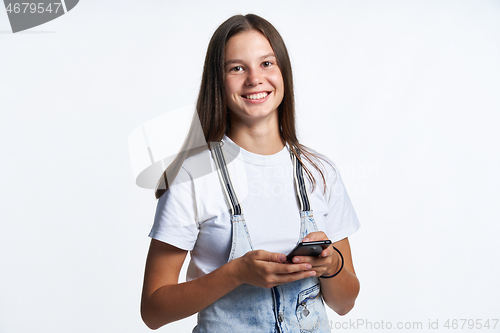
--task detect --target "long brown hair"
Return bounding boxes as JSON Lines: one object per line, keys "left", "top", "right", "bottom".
{"left": 155, "top": 14, "right": 333, "bottom": 199}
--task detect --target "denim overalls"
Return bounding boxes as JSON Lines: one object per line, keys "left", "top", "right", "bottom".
{"left": 193, "top": 142, "right": 331, "bottom": 333}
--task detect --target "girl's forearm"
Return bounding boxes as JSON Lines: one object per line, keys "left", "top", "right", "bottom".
{"left": 141, "top": 258, "right": 242, "bottom": 330}
{"left": 319, "top": 267, "right": 360, "bottom": 315}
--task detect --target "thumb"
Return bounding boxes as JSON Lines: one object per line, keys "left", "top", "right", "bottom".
{"left": 252, "top": 249, "right": 286, "bottom": 263}
{"left": 302, "top": 231, "right": 324, "bottom": 242}
{"left": 267, "top": 252, "right": 287, "bottom": 263}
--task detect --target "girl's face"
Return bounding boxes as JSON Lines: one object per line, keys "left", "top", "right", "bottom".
{"left": 224, "top": 30, "right": 284, "bottom": 126}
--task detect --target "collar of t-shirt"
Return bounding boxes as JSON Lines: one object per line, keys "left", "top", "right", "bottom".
{"left": 222, "top": 134, "right": 290, "bottom": 166}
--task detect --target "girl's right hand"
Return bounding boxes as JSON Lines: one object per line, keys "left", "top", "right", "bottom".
{"left": 232, "top": 249, "right": 316, "bottom": 288}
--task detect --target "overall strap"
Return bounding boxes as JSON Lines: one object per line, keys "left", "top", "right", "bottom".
{"left": 290, "top": 150, "right": 311, "bottom": 212}
{"left": 210, "top": 143, "right": 242, "bottom": 216}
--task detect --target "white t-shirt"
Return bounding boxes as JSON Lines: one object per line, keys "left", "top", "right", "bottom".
{"left": 149, "top": 135, "right": 360, "bottom": 281}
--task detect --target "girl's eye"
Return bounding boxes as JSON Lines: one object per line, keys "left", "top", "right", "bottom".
{"left": 231, "top": 66, "right": 243, "bottom": 72}
{"left": 262, "top": 61, "right": 273, "bottom": 67}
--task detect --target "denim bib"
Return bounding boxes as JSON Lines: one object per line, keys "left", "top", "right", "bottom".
{"left": 193, "top": 143, "right": 331, "bottom": 333}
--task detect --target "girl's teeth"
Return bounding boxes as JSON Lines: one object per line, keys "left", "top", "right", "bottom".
{"left": 246, "top": 92, "right": 268, "bottom": 100}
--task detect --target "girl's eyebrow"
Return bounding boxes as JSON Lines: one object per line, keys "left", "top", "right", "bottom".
{"left": 225, "top": 59, "right": 243, "bottom": 66}
{"left": 225, "top": 53, "right": 276, "bottom": 66}
{"left": 260, "top": 53, "right": 276, "bottom": 59}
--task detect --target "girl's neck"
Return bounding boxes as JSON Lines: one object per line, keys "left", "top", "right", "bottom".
{"left": 226, "top": 115, "right": 284, "bottom": 155}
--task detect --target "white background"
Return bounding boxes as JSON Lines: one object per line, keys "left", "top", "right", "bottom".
{"left": 1, "top": 0, "right": 499, "bottom": 332}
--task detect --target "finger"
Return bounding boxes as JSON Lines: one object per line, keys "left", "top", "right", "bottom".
{"left": 292, "top": 253, "right": 331, "bottom": 263}
{"left": 302, "top": 231, "right": 327, "bottom": 242}
{"left": 267, "top": 270, "right": 317, "bottom": 287}
{"left": 272, "top": 262, "right": 313, "bottom": 275}
{"left": 275, "top": 268, "right": 317, "bottom": 280}
{"left": 291, "top": 255, "right": 321, "bottom": 265}
{"left": 320, "top": 245, "right": 333, "bottom": 258}
{"left": 292, "top": 255, "right": 332, "bottom": 268}
{"left": 254, "top": 250, "right": 287, "bottom": 263}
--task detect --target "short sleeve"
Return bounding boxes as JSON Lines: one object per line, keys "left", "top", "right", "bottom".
{"left": 148, "top": 167, "right": 199, "bottom": 251}
{"left": 324, "top": 163, "right": 361, "bottom": 243}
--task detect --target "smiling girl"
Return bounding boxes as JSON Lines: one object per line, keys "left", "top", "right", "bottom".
{"left": 141, "top": 14, "right": 360, "bottom": 332}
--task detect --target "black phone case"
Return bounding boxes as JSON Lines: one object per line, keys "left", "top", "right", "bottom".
{"left": 286, "top": 240, "right": 332, "bottom": 261}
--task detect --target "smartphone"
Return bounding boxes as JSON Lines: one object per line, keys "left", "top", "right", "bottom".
{"left": 286, "top": 240, "right": 332, "bottom": 262}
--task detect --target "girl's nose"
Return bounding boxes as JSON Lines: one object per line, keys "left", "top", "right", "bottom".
{"left": 245, "top": 68, "right": 263, "bottom": 86}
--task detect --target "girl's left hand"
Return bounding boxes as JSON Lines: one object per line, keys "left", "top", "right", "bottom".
{"left": 289, "top": 231, "right": 341, "bottom": 277}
